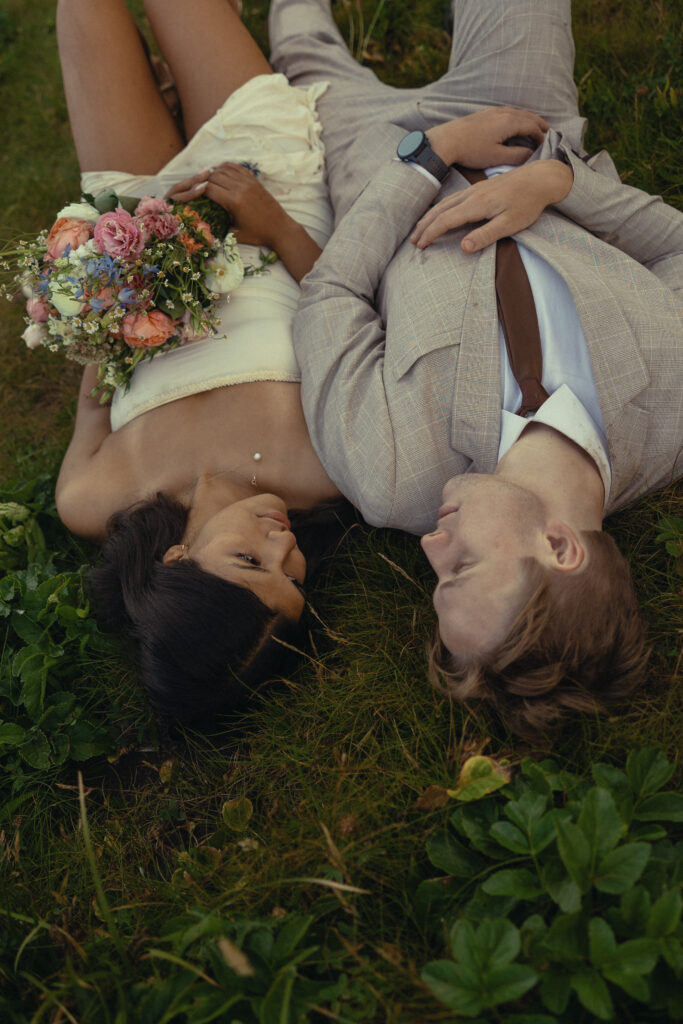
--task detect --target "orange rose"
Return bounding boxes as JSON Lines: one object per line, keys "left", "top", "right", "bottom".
{"left": 46, "top": 217, "right": 93, "bottom": 259}
{"left": 181, "top": 206, "right": 214, "bottom": 245}
{"left": 122, "top": 309, "right": 177, "bottom": 348}
{"left": 179, "top": 232, "right": 203, "bottom": 254}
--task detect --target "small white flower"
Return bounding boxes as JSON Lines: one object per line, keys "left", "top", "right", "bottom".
{"left": 67, "top": 239, "right": 98, "bottom": 265}
{"left": 204, "top": 243, "right": 245, "bottom": 294}
{"left": 22, "top": 322, "right": 47, "bottom": 349}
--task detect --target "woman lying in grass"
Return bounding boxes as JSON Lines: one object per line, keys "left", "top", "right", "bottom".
{"left": 53, "top": 0, "right": 345, "bottom": 725}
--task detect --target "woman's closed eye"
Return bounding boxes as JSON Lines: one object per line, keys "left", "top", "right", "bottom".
{"left": 237, "top": 552, "right": 260, "bottom": 565}
{"left": 287, "top": 575, "right": 306, "bottom": 597}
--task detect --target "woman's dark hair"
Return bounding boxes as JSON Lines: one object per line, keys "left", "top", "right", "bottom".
{"left": 88, "top": 493, "right": 350, "bottom": 727}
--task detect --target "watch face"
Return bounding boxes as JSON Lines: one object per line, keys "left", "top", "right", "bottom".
{"left": 397, "top": 130, "right": 426, "bottom": 160}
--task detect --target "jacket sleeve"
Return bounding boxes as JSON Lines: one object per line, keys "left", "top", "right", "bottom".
{"left": 535, "top": 129, "right": 683, "bottom": 292}
{"left": 294, "top": 155, "right": 441, "bottom": 526}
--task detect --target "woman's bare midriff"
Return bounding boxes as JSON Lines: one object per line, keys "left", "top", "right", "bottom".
{"left": 107, "top": 379, "right": 341, "bottom": 510}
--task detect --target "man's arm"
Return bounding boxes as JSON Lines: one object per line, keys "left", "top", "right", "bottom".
{"left": 536, "top": 130, "right": 683, "bottom": 291}
{"left": 295, "top": 159, "right": 443, "bottom": 526}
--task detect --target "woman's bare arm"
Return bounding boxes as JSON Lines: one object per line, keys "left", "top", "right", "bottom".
{"left": 55, "top": 366, "right": 122, "bottom": 538}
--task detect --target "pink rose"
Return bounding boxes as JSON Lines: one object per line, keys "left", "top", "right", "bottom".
{"left": 137, "top": 212, "right": 181, "bottom": 243}
{"left": 122, "top": 309, "right": 177, "bottom": 348}
{"left": 94, "top": 208, "right": 145, "bottom": 259}
{"left": 26, "top": 296, "right": 50, "bottom": 322}
{"left": 135, "top": 196, "right": 172, "bottom": 217}
{"left": 45, "top": 217, "right": 93, "bottom": 260}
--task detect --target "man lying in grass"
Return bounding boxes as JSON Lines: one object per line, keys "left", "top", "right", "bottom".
{"left": 271, "top": 0, "right": 683, "bottom": 738}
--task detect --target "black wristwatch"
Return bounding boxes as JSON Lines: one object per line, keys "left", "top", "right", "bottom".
{"left": 396, "top": 130, "right": 449, "bottom": 182}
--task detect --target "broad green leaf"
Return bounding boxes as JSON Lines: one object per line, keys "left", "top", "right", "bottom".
{"left": 451, "top": 802, "right": 508, "bottom": 859}
{"left": 613, "top": 936, "right": 659, "bottom": 974}
{"left": 633, "top": 792, "right": 683, "bottom": 821}
{"left": 482, "top": 869, "right": 542, "bottom": 900}
{"left": 661, "top": 936, "right": 683, "bottom": 972}
{"left": 555, "top": 820, "right": 590, "bottom": 891}
{"left": 539, "top": 966, "right": 571, "bottom": 1014}
{"left": 570, "top": 968, "right": 614, "bottom": 1020}
{"left": 259, "top": 964, "right": 296, "bottom": 1024}
{"left": 0, "top": 722, "right": 26, "bottom": 747}
{"left": 543, "top": 913, "right": 587, "bottom": 963}
{"left": 626, "top": 748, "right": 675, "bottom": 798}
{"left": 447, "top": 755, "right": 511, "bottom": 802}
{"left": 421, "top": 960, "right": 483, "bottom": 1017}
{"left": 588, "top": 918, "right": 617, "bottom": 967}
{"left": 504, "top": 791, "right": 548, "bottom": 834}
{"left": 19, "top": 729, "right": 51, "bottom": 770}
{"left": 603, "top": 968, "right": 649, "bottom": 1002}
{"left": 577, "top": 787, "right": 622, "bottom": 858}
{"left": 474, "top": 918, "right": 521, "bottom": 968}
{"left": 484, "top": 964, "right": 538, "bottom": 1007}
{"left": 221, "top": 797, "right": 253, "bottom": 831}
{"left": 529, "top": 814, "right": 557, "bottom": 855}
{"left": 543, "top": 866, "right": 581, "bottom": 913}
{"left": 10, "top": 609, "right": 44, "bottom": 646}
{"left": 450, "top": 920, "right": 479, "bottom": 971}
{"left": 426, "top": 830, "right": 484, "bottom": 877}
{"left": 489, "top": 822, "right": 529, "bottom": 854}
{"left": 629, "top": 821, "right": 667, "bottom": 841}
{"left": 620, "top": 886, "right": 651, "bottom": 932}
{"left": 595, "top": 842, "right": 651, "bottom": 894}
{"left": 647, "top": 887, "right": 682, "bottom": 937}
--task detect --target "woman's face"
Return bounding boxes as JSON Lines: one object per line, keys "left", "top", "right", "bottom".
{"left": 167, "top": 493, "right": 307, "bottom": 620}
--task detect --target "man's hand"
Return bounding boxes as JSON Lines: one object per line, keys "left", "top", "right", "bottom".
{"left": 410, "top": 159, "right": 574, "bottom": 252}
{"left": 426, "top": 106, "right": 550, "bottom": 169}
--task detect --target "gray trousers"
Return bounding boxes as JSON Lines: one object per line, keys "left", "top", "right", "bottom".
{"left": 269, "top": 0, "right": 587, "bottom": 215}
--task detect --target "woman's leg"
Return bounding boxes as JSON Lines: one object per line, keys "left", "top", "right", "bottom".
{"left": 143, "top": 0, "right": 272, "bottom": 141}
{"left": 56, "top": 0, "right": 184, "bottom": 174}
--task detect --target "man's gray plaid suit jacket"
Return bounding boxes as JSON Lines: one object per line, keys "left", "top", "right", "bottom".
{"left": 270, "top": 0, "right": 683, "bottom": 535}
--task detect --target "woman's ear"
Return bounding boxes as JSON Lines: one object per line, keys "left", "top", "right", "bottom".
{"left": 543, "top": 520, "right": 586, "bottom": 573}
{"left": 162, "top": 545, "right": 185, "bottom": 565}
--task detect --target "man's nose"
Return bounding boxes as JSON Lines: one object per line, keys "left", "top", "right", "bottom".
{"left": 420, "top": 528, "right": 451, "bottom": 566}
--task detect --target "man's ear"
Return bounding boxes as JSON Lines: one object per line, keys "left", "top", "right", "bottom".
{"left": 543, "top": 520, "right": 586, "bottom": 573}
{"left": 162, "top": 545, "right": 185, "bottom": 566}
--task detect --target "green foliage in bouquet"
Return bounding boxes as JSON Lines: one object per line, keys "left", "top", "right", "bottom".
{"left": 418, "top": 751, "right": 683, "bottom": 1022}
{"left": 0, "top": 475, "right": 116, "bottom": 796}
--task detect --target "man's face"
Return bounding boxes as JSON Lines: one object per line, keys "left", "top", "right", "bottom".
{"left": 420, "top": 475, "right": 547, "bottom": 657}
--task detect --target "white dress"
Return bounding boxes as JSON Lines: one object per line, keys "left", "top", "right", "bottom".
{"left": 79, "top": 74, "right": 334, "bottom": 431}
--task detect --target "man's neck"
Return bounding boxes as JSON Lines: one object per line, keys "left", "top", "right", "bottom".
{"left": 494, "top": 423, "right": 605, "bottom": 531}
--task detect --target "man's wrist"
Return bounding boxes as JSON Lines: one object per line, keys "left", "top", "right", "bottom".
{"left": 425, "top": 124, "right": 459, "bottom": 166}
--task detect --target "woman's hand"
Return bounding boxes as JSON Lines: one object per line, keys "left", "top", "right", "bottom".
{"left": 410, "top": 159, "right": 574, "bottom": 252}
{"left": 166, "top": 163, "right": 289, "bottom": 247}
{"left": 426, "top": 106, "right": 550, "bottom": 169}
{"left": 167, "top": 163, "right": 322, "bottom": 281}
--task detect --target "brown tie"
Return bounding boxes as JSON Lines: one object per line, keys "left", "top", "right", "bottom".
{"left": 455, "top": 165, "right": 549, "bottom": 417}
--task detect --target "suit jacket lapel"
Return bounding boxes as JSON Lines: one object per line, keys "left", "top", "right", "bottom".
{"left": 450, "top": 243, "right": 502, "bottom": 473}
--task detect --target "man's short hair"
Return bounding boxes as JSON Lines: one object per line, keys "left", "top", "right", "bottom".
{"left": 428, "top": 531, "right": 649, "bottom": 741}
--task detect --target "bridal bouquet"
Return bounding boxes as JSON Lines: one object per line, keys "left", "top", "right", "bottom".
{"left": 1, "top": 190, "right": 270, "bottom": 400}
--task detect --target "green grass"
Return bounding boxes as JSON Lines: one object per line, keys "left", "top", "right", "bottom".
{"left": 0, "top": 0, "right": 681, "bottom": 1021}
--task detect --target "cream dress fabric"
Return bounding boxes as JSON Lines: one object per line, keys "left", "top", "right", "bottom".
{"left": 79, "top": 74, "right": 333, "bottom": 431}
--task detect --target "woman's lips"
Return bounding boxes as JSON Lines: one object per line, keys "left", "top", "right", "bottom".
{"left": 259, "top": 511, "right": 291, "bottom": 528}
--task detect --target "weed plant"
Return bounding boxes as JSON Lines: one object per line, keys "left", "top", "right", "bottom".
{"left": 0, "top": 0, "right": 681, "bottom": 1021}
